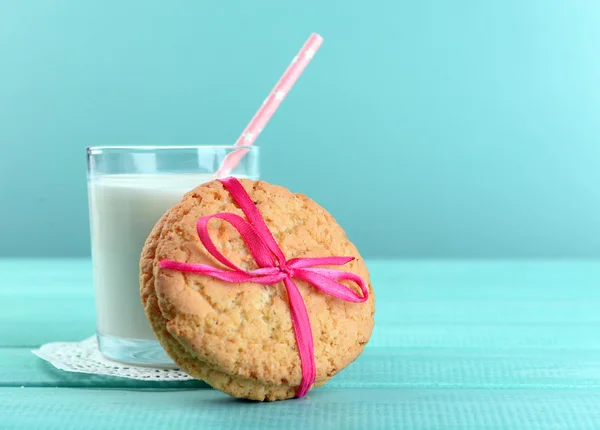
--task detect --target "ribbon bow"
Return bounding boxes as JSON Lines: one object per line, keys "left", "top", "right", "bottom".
{"left": 160, "top": 177, "right": 369, "bottom": 397}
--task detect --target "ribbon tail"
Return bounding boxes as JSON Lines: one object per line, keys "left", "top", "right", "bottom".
{"left": 283, "top": 277, "right": 316, "bottom": 398}
{"left": 287, "top": 256, "right": 355, "bottom": 269}
{"left": 293, "top": 268, "right": 369, "bottom": 303}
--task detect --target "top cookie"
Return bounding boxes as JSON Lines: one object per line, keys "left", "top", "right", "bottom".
{"left": 140, "top": 179, "right": 375, "bottom": 401}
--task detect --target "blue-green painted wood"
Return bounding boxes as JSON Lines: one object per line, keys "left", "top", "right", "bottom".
{"left": 2, "top": 388, "right": 600, "bottom": 430}
{"left": 3, "top": 260, "right": 600, "bottom": 347}
{"left": 3, "top": 347, "right": 600, "bottom": 390}
{"left": 2, "top": 259, "right": 600, "bottom": 429}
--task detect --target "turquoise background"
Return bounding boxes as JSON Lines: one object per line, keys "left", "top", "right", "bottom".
{"left": 1, "top": 1, "right": 599, "bottom": 258}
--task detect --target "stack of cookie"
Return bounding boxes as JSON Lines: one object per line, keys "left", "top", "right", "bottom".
{"left": 140, "top": 179, "right": 375, "bottom": 401}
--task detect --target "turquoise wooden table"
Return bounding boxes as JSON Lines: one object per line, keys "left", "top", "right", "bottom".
{"left": 2, "top": 260, "right": 600, "bottom": 429}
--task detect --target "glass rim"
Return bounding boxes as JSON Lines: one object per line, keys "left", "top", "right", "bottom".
{"left": 87, "top": 145, "right": 258, "bottom": 154}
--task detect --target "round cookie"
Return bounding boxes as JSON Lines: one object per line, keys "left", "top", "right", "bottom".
{"left": 140, "top": 179, "right": 375, "bottom": 401}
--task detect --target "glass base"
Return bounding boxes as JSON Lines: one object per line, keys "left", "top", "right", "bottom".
{"left": 97, "top": 334, "right": 176, "bottom": 368}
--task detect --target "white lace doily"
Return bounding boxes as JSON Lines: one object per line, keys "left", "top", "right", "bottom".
{"left": 32, "top": 337, "right": 194, "bottom": 381}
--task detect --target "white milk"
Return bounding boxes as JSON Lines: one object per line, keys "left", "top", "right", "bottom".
{"left": 88, "top": 173, "right": 214, "bottom": 340}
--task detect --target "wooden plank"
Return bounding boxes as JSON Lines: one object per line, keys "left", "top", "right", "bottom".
{"left": 3, "top": 260, "right": 600, "bottom": 348}
{"left": 4, "top": 347, "right": 600, "bottom": 390}
{"left": 0, "top": 295, "right": 95, "bottom": 347}
{"left": 2, "top": 388, "right": 600, "bottom": 430}
{"left": 0, "top": 259, "right": 95, "bottom": 346}
{"left": 367, "top": 260, "right": 600, "bottom": 300}
{"left": 6, "top": 318, "right": 600, "bottom": 350}
{"left": 0, "top": 347, "right": 206, "bottom": 389}
{"left": 0, "top": 259, "right": 92, "bottom": 295}
{"left": 369, "top": 323, "right": 600, "bottom": 349}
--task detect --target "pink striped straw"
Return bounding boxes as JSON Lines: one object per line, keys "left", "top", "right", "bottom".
{"left": 214, "top": 33, "right": 324, "bottom": 177}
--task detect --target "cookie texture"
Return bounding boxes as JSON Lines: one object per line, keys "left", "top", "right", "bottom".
{"left": 140, "top": 179, "right": 375, "bottom": 401}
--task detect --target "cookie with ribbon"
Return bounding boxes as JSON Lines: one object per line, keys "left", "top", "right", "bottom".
{"left": 140, "top": 178, "right": 375, "bottom": 401}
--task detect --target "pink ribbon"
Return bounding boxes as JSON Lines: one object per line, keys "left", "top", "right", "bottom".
{"left": 160, "top": 177, "right": 369, "bottom": 397}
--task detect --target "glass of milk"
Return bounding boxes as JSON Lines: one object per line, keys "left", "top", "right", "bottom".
{"left": 86, "top": 146, "right": 259, "bottom": 366}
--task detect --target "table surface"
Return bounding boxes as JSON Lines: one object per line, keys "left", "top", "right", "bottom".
{"left": 2, "top": 259, "right": 600, "bottom": 429}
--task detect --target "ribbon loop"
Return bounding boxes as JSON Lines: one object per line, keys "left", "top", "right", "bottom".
{"left": 197, "top": 212, "right": 275, "bottom": 270}
{"left": 160, "top": 177, "right": 368, "bottom": 398}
